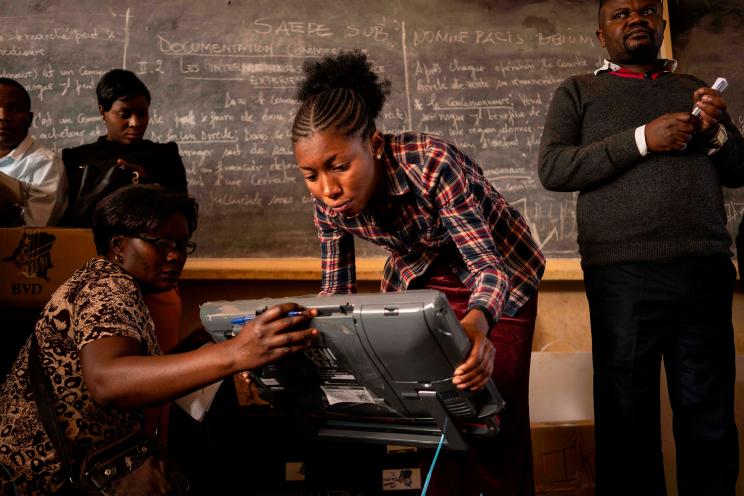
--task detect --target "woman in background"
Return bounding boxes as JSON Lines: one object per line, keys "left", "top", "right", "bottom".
{"left": 291, "top": 51, "right": 545, "bottom": 495}
{"left": 61, "top": 69, "right": 186, "bottom": 228}
{"left": 0, "top": 184, "right": 316, "bottom": 494}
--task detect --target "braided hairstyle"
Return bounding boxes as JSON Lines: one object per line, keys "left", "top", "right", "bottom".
{"left": 292, "top": 50, "right": 391, "bottom": 143}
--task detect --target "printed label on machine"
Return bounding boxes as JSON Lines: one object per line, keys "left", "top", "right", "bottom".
{"left": 304, "top": 346, "right": 362, "bottom": 386}
{"left": 320, "top": 385, "right": 376, "bottom": 405}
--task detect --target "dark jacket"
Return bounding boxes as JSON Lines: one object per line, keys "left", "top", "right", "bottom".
{"left": 61, "top": 137, "right": 187, "bottom": 227}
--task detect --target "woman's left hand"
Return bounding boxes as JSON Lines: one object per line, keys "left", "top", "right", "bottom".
{"left": 453, "top": 310, "right": 495, "bottom": 392}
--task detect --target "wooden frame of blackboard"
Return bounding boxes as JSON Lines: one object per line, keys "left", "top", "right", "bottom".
{"left": 661, "top": 1, "right": 673, "bottom": 59}
{"left": 180, "top": 258, "right": 584, "bottom": 281}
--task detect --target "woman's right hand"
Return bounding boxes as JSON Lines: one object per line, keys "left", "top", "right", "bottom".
{"left": 231, "top": 302, "right": 318, "bottom": 371}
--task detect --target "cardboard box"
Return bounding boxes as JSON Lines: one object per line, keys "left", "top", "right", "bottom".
{"left": 531, "top": 422, "right": 596, "bottom": 495}
{"left": 530, "top": 352, "right": 594, "bottom": 424}
{"left": 0, "top": 227, "right": 96, "bottom": 307}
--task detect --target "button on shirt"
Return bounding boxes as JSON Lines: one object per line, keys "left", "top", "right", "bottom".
{"left": 0, "top": 135, "right": 67, "bottom": 226}
{"left": 314, "top": 132, "right": 545, "bottom": 321}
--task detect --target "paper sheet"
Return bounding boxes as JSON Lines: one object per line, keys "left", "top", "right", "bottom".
{"left": 174, "top": 379, "right": 223, "bottom": 422}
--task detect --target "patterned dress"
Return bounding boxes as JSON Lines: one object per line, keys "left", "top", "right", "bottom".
{"left": 0, "top": 258, "right": 160, "bottom": 494}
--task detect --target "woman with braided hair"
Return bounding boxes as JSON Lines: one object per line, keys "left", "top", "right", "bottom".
{"left": 292, "top": 50, "right": 545, "bottom": 495}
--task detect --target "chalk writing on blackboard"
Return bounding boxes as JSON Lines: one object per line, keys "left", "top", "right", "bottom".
{"left": 5, "top": 0, "right": 739, "bottom": 258}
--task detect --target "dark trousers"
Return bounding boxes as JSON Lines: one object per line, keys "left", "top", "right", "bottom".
{"left": 583, "top": 256, "right": 738, "bottom": 496}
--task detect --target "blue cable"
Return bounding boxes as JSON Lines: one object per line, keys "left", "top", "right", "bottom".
{"left": 421, "top": 417, "right": 448, "bottom": 496}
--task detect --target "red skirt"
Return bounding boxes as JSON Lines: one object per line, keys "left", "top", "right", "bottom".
{"left": 420, "top": 268, "right": 537, "bottom": 496}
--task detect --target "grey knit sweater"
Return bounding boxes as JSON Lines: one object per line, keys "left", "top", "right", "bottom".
{"left": 539, "top": 71, "right": 744, "bottom": 267}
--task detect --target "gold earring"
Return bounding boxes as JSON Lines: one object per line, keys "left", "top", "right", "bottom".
{"left": 375, "top": 154, "right": 382, "bottom": 160}
{"left": 115, "top": 254, "right": 124, "bottom": 263}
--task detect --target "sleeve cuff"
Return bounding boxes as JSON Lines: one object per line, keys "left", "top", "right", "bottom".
{"left": 706, "top": 124, "right": 728, "bottom": 156}
{"left": 635, "top": 125, "right": 649, "bottom": 157}
{"left": 607, "top": 127, "right": 644, "bottom": 170}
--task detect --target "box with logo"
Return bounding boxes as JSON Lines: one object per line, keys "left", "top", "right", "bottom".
{"left": 0, "top": 227, "right": 97, "bottom": 307}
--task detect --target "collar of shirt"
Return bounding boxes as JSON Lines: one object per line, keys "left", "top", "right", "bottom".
{"left": 1, "top": 135, "right": 34, "bottom": 163}
{"left": 594, "top": 58, "right": 677, "bottom": 78}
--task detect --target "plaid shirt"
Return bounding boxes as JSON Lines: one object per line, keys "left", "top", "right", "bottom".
{"left": 314, "top": 132, "right": 545, "bottom": 320}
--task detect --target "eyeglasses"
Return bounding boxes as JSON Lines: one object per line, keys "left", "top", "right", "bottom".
{"left": 135, "top": 234, "right": 197, "bottom": 254}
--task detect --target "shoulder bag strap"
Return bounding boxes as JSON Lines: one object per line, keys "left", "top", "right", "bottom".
{"left": 26, "top": 334, "right": 77, "bottom": 485}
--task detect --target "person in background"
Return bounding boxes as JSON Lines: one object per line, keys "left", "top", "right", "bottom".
{"left": 0, "top": 184, "right": 317, "bottom": 494}
{"left": 538, "top": 0, "right": 744, "bottom": 494}
{"left": 292, "top": 51, "right": 545, "bottom": 495}
{"left": 61, "top": 69, "right": 186, "bottom": 229}
{"left": 0, "top": 78, "right": 67, "bottom": 227}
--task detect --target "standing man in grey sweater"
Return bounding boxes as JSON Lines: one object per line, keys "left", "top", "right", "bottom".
{"left": 539, "top": 0, "right": 744, "bottom": 494}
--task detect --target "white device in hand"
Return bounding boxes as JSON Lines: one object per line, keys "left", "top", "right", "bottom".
{"left": 691, "top": 77, "right": 728, "bottom": 117}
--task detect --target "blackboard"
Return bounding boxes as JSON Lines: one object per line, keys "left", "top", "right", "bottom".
{"left": 5, "top": 0, "right": 733, "bottom": 259}
{"left": 671, "top": 0, "right": 744, "bottom": 252}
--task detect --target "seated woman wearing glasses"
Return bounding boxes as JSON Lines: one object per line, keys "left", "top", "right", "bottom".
{"left": 0, "top": 185, "right": 317, "bottom": 494}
